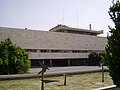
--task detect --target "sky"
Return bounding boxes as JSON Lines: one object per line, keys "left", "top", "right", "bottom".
{"left": 0, "top": 0, "right": 115, "bottom": 36}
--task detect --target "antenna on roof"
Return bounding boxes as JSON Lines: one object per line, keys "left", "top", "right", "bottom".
{"left": 76, "top": 11, "right": 79, "bottom": 28}
{"left": 62, "top": 9, "right": 64, "bottom": 25}
{"left": 89, "top": 24, "right": 92, "bottom": 30}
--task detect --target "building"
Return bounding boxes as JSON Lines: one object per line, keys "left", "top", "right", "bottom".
{"left": 0, "top": 24, "right": 107, "bottom": 67}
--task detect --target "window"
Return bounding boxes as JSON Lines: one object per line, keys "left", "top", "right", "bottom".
{"left": 25, "top": 49, "right": 96, "bottom": 53}
{"left": 25, "top": 49, "right": 37, "bottom": 52}
{"left": 40, "top": 49, "right": 49, "bottom": 53}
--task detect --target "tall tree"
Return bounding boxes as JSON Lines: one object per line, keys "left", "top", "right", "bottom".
{"left": 105, "top": 0, "right": 120, "bottom": 87}
{"left": 0, "top": 38, "right": 31, "bottom": 75}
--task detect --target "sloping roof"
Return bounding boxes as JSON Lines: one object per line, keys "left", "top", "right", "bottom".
{"left": 0, "top": 27, "right": 106, "bottom": 50}
{"left": 49, "top": 24, "right": 103, "bottom": 35}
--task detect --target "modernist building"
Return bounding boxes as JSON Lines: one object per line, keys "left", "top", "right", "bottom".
{"left": 0, "top": 24, "right": 107, "bottom": 67}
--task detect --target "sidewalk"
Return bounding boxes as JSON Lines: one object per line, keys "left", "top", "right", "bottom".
{"left": 0, "top": 66, "right": 108, "bottom": 80}
{"left": 29, "top": 66, "right": 108, "bottom": 74}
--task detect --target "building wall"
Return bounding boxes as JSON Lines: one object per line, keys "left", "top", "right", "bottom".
{"left": 0, "top": 27, "right": 107, "bottom": 67}
{"left": 30, "top": 52, "right": 90, "bottom": 59}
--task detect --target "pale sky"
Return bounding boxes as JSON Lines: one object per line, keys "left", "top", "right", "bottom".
{"left": 0, "top": 0, "right": 115, "bottom": 36}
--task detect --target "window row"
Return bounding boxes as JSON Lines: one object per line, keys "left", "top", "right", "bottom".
{"left": 25, "top": 49, "right": 103, "bottom": 53}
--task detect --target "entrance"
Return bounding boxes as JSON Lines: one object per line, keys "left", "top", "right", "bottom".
{"left": 52, "top": 59, "right": 68, "bottom": 66}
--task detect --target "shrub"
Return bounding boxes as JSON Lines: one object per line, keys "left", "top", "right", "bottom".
{"left": 0, "top": 38, "right": 31, "bottom": 75}
{"left": 88, "top": 52, "right": 103, "bottom": 66}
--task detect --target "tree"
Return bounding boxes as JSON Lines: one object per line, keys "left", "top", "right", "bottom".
{"left": 88, "top": 52, "right": 102, "bottom": 66}
{"left": 0, "top": 38, "right": 31, "bottom": 75}
{"left": 104, "top": 0, "right": 120, "bottom": 87}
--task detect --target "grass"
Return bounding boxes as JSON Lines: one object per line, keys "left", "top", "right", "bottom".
{"left": 0, "top": 72, "right": 113, "bottom": 90}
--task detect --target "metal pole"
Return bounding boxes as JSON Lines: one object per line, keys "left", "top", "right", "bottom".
{"left": 41, "top": 61, "right": 44, "bottom": 90}
{"left": 102, "top": 64, "right": 104, "bottom": 82}
{"left": 63, "top": 74, "right": 67, "bottom": 85}
{"left": 89, "top": 24, "right": 92, "bottom": 30}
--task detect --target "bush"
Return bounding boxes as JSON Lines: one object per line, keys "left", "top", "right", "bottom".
{"left": 88, "top": 52, "right": 103, "bottom": 66}
{"left": 0, "top": 38, "right": 31, "bottom": 75}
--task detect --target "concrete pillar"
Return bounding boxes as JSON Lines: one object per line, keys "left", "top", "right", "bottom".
{"left": 68, "top": 59, "right": 71, "bottom": 66}
{"left": 50, "top": 60, "right": 52, "bottom": 67}
{"left": 83, "top": 59, "right": 86, "bottom": 65}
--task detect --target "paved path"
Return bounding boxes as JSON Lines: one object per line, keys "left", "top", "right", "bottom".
{"left": 0, "top": 66, "right": 108, "bottom": 80}
{"left": 29, "top": 66, "right": 108, "bottom": 74}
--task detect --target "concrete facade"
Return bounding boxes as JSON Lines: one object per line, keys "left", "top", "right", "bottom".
{"left": 50, "top": 24, "right": 103, "bottom": 36}
{"left": 0, "top": 25, "right": 107, "bottom": 67}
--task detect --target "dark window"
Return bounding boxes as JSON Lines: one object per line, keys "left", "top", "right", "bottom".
{"left": 40, "top": 50, "right": 49, "bottom": 53}
{"left": 25, "top": 49, "right": 37, "bottom": 52}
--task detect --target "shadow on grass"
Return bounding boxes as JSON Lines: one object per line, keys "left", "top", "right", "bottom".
{"left": 44, "top": 80, "right": 67, "bottom": 87}
{"left": 40, "top": 79, "right": 59, "bottom": 83}
{"left": 57, "top": 84, "right": 68, "bottom": 87}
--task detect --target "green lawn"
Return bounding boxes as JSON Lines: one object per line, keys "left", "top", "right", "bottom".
{"left": 0, "top": 72, "right": 113, "bottom": 90}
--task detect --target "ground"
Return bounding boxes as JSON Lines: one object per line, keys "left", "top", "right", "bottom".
{"left": 0, "top": 72, "right": 113, "bottom": 90}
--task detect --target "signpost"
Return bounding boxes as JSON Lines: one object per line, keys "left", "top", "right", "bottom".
{"left": 38, "top": 61, "right": 49, "bottom": 90}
